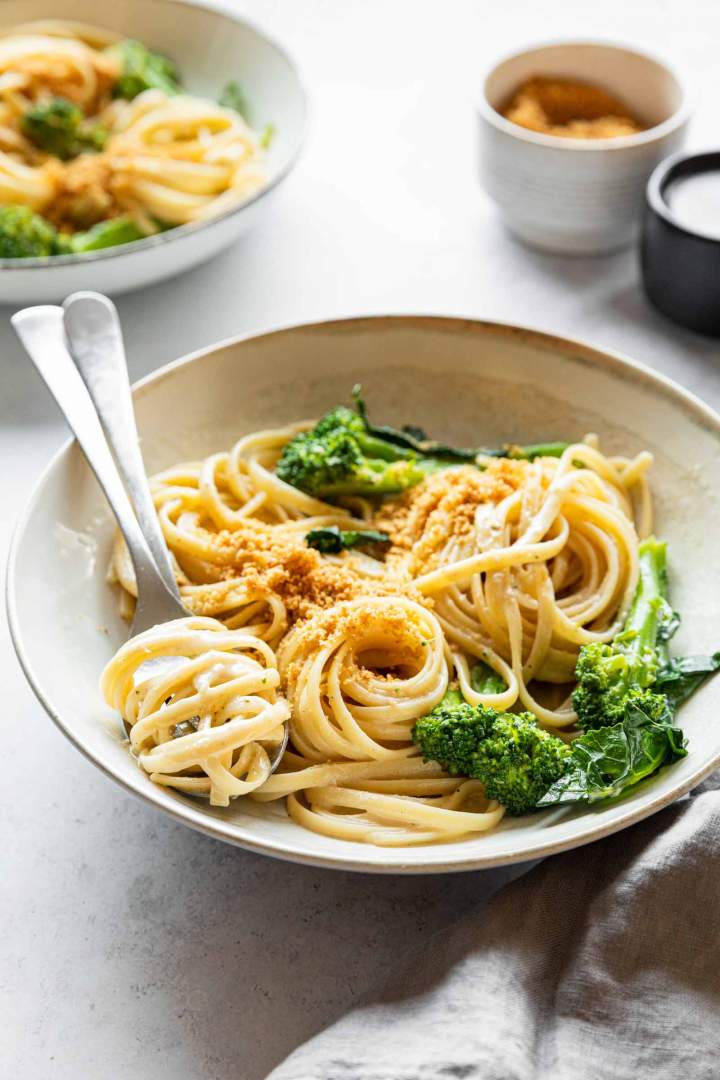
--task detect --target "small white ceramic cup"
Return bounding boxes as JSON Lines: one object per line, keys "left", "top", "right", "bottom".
{"left": 477, "top": 41, "right": 692, "bottom": 255}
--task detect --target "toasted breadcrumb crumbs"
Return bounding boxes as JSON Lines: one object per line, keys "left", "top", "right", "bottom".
{"left": 45, "top": 143, "right": 166, "bottom": 231}
{"left": 164, "top": 463, "right": 533, "bottom": 653}
{"left": 281, "top": 599, "right": 429, "bottom": 694}
{"left": 182, "top": 521, "right": 420, "bottom": 626}
{"left": 45, "top": 153, "right": 121, "bottom": 228}
{"left": 377, "top": 461, "right": 529, "bottom": 574}
{"left": 14, "top": 51, "right": 119, "bottom": 112}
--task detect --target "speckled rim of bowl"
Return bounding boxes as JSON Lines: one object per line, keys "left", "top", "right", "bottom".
{"left": 7, "top": 315, "right": 720, "bottom": 873}
{"left": 0, "top": 0, "right": 309, "bottom": 272}
{"left": 646, "top": 148, "right": 720, "bottom": 243}
{"left": 477, "top": 38, "right": 693, "bottom": 153}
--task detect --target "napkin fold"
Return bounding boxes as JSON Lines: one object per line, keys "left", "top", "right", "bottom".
{"left": 269, "top": 781, "right": 720, "bottom": 1080}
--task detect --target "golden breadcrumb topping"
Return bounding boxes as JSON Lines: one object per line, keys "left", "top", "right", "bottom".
{"left": 154, "top": 463, "right": 537, "bottom": 647}
{"left": 182, "top": 521, "right": 419, "bottom": 626}
{"left": 280, "top": 598, "right": 430, "bottom": 695}
{"left": 377, "top": 460, "right": 529, "bottom": 574}
{"left": 45, "top": 153, "right": 120, "bottom": 228}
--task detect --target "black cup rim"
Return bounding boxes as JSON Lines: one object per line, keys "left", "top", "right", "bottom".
{"left": 647, "top": 150, "right": 720, "bottom": 243}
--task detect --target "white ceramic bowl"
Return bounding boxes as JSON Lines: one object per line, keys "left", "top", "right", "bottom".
{"left": 478, "top": 41, "right": 691, "bottom": 255}
{"left": 0, "top": 0, "right": 307, "bottom": 303}
{"left": 8, "top": 316, "right": 720, "bottom": 873}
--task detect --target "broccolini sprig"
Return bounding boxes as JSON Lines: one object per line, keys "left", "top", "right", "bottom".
{"left": 573, "top": 538, "right": 678, "bottom": 730}
{"left": 275, "top": 389, "right": 570, "bottom": 500}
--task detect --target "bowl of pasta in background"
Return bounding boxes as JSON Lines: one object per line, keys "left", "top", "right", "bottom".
{"left": 8, "top": 315, "right": 720, "bottom": 873}
{"left": 0, "top": 0, "right": 307, "bottom": 303}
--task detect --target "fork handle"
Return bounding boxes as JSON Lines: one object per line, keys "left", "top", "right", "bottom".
{"left": 62, "top": 292, "right": 180, "bottom": 599}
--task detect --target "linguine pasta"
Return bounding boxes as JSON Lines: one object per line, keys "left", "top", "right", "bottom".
{"left": 101, "top": 416, "right": 654, "bottom": 846}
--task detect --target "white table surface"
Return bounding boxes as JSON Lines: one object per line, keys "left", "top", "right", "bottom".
{"left": 3, "top": 2, "right": 720, "bottom": 1077}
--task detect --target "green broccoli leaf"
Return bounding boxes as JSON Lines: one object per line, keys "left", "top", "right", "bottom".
{"left": 537, "top": 702, "right": 686, "bottom": 807}
{"left": 655, "top": 653, "right": 720, "bottom": 712}
{"left": 305, "top": 526, "right": 391, "bottom": 554}
{"left": 109, "top": 40, "right": 180, "bottom": 100}
{"left": 470, "top": 661, "right": 507, "bottom": 696}
{"left": 219, "top": 80, "right": 250, "bottom": 118}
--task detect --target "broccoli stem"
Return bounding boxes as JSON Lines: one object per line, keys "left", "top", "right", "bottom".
{"left": 470, "top": 661, "right": 506, "bottom": 695}
{"left": 483, "top": 441, "right": 569, "bottom": 461}
{"left": 355, "top": 432, "right": 417, "bottom": 462}
{"left": 624, "top": 538, "right": 670, "bottom": 677}
{"left": 351, "top": 386, "right": 568, "bottom": 463}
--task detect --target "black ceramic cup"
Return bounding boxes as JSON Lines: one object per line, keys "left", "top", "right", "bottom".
{"left": 641, "top": 150, "right": 720, "bottom": 336}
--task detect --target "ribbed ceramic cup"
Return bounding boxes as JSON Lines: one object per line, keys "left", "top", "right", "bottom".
{"left": 478, "top": 41, "right": 691, "bottom": 255}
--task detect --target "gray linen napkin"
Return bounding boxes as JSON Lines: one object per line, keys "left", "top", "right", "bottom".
{"left": 269, "top": 781, "right": 720, "bottom": 1080}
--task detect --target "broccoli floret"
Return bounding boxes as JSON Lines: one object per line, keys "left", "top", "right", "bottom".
{"left": 0, "top": 208, "right": 148, "bottom": 260}
{"left": 313, "top": 405, "right": 365, "bottom": 439}
{"left": 276, "top": 405, "right": 433, "bottom": 497}
{"left": 108, "top": 39, "right": 180, "bottom": 100}
{"left": 305, "top": 525, "right": 391, "bottom": 554}
{"left": 0, "top": 205, "right": 59, "bottom": 258}
{"left": 412, "top": 700, "right": 494, "bottom": 778}
{"left": 472, "top": 713, "right": 572, "bottom": 814}
{"left": 0, "top": 206, "right": 147, "bottom": 260}
{"left": 21, "top": 97, "right": 107, "bottom": 160}
{"left": 573, "top": 538, "right": 673, "bottom": 730}
{"left": 412, "top": 700, "right": 571, "bottom": 814}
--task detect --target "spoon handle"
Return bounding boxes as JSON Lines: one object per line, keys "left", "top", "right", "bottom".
{"left": 62, "top": 291, "right": 180, "bottom": 600}
{"left": 11, "top": 305, "right": 182, "bottom": 624}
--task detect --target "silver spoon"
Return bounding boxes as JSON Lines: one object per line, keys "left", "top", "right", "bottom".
{"left": 63, "top": 291, "right": 180, "bottom": 600}
{"left": 11, "top": 303, "right": 290, "bottom": 778}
